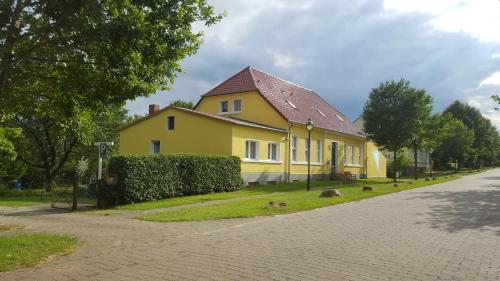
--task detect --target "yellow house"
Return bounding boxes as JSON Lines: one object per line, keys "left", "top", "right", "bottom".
{"left": 119, "top": 66, "right": 386, "bottom": 185}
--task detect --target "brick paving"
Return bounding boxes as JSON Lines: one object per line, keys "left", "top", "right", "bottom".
{"left": 1, "top": 169, "right": 500, "bottom": 280}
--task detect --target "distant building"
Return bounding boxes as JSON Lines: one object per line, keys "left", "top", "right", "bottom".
{"left": 353, "top": 117, "right": 431, "bottom": 177}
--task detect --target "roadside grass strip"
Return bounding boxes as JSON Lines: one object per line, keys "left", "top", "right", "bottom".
{"left": 138, "top": 175, "right": 460, "bottom": 222}
{"left": 0, "top": 233, "right": 77, "bottom": 272}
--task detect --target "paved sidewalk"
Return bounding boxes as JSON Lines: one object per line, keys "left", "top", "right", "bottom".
{"left": 1, "top": 170, "right": 500, "bottom": 280}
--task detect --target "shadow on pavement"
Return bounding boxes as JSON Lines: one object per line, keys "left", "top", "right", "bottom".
{"left": 481, "top": 176, "right": 500, "bottom": 181}
{"left": 409, "top": 185, "right": 500, "bottom": 235}
{"left": 2, "top": 204, "right": 95, "bottom": 217}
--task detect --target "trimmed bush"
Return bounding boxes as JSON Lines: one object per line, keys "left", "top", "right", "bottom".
{"left": 103, "top": 154, "right": 243, "bottom": 205}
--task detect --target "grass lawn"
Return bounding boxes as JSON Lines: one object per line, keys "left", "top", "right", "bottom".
{"left": 138, "top": 173, "right": 465, "bottom": 222}
{"left": 0, "top": 233, "right": 77, "bottom": 272}
{"left": 0, "top": 189, "right": 96, "bottom": 207}
{"left": 117, "top": 180, "right": 346, "bottom": 211}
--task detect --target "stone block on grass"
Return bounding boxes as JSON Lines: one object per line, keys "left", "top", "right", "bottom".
{"left": 320, "top": 189, "right": 341, "bottom": 197}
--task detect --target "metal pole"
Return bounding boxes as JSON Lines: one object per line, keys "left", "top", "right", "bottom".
{"left": 307, "top": 130, "right": 311, "bottom": 191}
{"left": 97, "top": 154, "right": 102, "bottom": 209}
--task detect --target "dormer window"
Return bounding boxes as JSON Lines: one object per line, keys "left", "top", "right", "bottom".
{"left": 286, "top": 100, "right": 297, "bottom": 109}
{"left": 317, "top": 109, "right": 326, "bottom": 117}
{"left": 220, "top": 100, "right": 229, "bottom": 113}
{"left": 233, "top": 100, "right": 242, "bottom": 112}
{"left": 336, "top": 114, "right": 344, "bottom": 121}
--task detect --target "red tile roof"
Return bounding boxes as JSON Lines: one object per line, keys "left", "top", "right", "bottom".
{"left": 119, "top": 105, "right": 287, "bottom": 133}
{"left": 201, "top": 66, "right": 364, "bottom": 137}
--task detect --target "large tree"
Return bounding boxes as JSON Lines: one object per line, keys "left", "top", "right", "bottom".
{"left": 443, "top": 101, "right": 499, "bottom": 167}
{"left": 0, "top": 0, "right": 223, "bottom": 112}
{"left": 0, "top": 1, "right": 222, "bottom": 188}
{"left": 434, "top": 114, "right": 474, "bottom": 170}
{"left": 363, "top": 79, "right": 433, "bottom": 182}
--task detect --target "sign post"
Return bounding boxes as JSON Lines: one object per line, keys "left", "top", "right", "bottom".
{"left": 94, "top": 142, "right": 114, "bottom": 208}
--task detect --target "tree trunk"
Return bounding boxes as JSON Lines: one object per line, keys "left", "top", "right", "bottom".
{"left": 413, "top": 144, "right": 418, "bottom": 180}
{"left": 45, "top": 171, "right": 55, "bottom": 192}
{"left": 393, "top": 150, "right": 397, "bottom": 182}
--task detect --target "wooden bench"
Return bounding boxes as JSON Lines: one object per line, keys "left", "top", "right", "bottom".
{"left": 340, "top": 172, "right": 356, "bottom": 181}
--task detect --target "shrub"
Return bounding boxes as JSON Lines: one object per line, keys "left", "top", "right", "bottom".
{"left": 103, "top": 154, "right": 243, "bottom": 205}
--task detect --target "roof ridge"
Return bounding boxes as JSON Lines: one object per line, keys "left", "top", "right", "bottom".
{"left": 249, "top": 67, "right": 314, "bottom": 92}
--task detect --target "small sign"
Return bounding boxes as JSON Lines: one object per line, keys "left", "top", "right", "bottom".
{"left": 100, "top": 143, "right": 107, "bottom": 159}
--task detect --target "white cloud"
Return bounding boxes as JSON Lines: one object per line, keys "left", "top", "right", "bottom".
{"left": 480, "top": 71, "right": 500, "bottom": 86}
{"left": 126, "top": 0, "right": 500, "bottom": 131}
{"left": 466, "top": 95, "right": 500, "bottom": 130}
{"left": 268, "top": 49, "right": 301, "bottom": 69}
{"left": 384, "top": 0, "right": 500, "bottom": 43}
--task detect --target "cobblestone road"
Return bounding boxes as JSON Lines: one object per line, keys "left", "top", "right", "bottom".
{"left": 1, "top": 169, "right": 500, "bottom": 280}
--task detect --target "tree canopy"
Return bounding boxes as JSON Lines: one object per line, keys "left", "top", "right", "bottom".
{"left": 170, "top": 100, "right": 194, "bottom": 109}
{"left": 443, "top": 101, "right": 499, "bottom": 167}
{"left": 0, "top": 0, "right": 223, "bottom": 113}
{"left": 0, "top": 0, "right": 223, "bottom": 190}
{"left": 362, "top": 79, "right": 433, "bottom": 181}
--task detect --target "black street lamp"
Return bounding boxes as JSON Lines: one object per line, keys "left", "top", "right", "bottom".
{"left": 306, "top": 118, "right": 314, "bottom": 191}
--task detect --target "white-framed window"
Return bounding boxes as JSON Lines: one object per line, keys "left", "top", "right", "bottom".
{"left": 220, "top": 100, "right": 229, "bottom": 113}
{"left": 317, "top": 140, "right": 322, "bottom": 163}
{"left": 358, "top": 145, "right": 363, "bottom": 166}
{"left": 305, "top": 138, "right": 310, "bottom": 161}
{"left": 351, "top": 144, "right": 355, "bottom": 165}
{"left": 292, "top": 135, "right": 298, "bottom": 162}
{"left": 150, "top": 140, "right": 160, "bottom": 154}
{"left": 233, "top": 99, "right": 242, "bottom": 112}
{"left": 268, "top": 142, "right": 279, "bottom": 161}
{"left": 245, "top": 140, "right": 259, "bottom": 160}
{"left": 344, "top": 143, "right": 348, "bottom": 165}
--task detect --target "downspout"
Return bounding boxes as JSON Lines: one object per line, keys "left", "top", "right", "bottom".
{"left": 287, "top": 121, "right": 294, "bottom": 182}
{"left": 365, "top": 139, "right": 368, "bottom": 178}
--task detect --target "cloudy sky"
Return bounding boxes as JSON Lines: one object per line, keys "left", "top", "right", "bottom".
{"left": 127, "top": 0, "right": 500, "bottom": 128}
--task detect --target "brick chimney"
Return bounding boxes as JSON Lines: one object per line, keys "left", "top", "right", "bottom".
{"left": 149, "top": 104, "right": 160, "bottom": 115}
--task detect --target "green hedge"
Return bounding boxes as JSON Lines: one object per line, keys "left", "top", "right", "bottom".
{"left": 103, "top": 154, "right": 243, "bottom": 205}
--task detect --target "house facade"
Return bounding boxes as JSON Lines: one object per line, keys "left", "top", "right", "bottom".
{"left": 119, "top": 67, "right": 386, "bottom": 185}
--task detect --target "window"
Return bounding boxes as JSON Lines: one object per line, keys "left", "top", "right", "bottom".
{"left": 150, "top": 140, "right": 160, "bottom": 154}
{"left": 344, "top": 144, "right": 348, "bottom": 165}
{"left": 167, "top": 116, "right": 175, "bottom": 130}
{"left": 220, "top": 100, "right": 229, "bottom": 113}
{"left": 268, "top": 143, "right": 279, "bottom": 161}
{"left": 245, "top": 140, "right": 258, "bottom": 160}
{"left": 358, "top": 145, "right": 363, "bottom": 166}
{"left": 317, "top": 140, "right": 322, "bottom": 163}
{"left": 351, "top": 145, "right": 355, "bottom": 165}
{"left": 233, "top": 100, "right": 242, "bottom": 112}
{"left": 292, "top": 136, "right": 298, "bottom": 162}
{"left": 336, "top": 114, "right": 344, "bottom": 121}
{"left": 316, "top": 109, "right": 326, "bottom": 117}
{"left": 305, "top": 138, "right": 310, "bottom": 161}
{"left": 286, "top": 100, "right": 297, "bottom": 109}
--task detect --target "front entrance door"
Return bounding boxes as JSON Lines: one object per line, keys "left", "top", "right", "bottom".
{"left": 331, "top": 142, "right": 339, "bottom": 178}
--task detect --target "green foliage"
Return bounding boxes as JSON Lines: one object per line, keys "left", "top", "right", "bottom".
{"left": 1, "top": 0, "right": 223, "bottom": 112}
{"left": 442, "top": 101, "right": 499, "bottom": 167}
{"left": 104, "top": 154, "right": 243, "bottom": 205}
{"left": 0, "top": 127, "right": 22, "bottom": 179}
{"left": 387, "top": 151, "right": 413, "bottom": 173}
{"left": 363, "top": 79, "right": 433, "bottom": 151}
{"left": 363, "top": 79, "right": 433, "bottom": 181}
{"left": 435, "top": 114, "right": 474, "bottom": 169}
{"left": 170, "top": 100, "right": 194, "bottom": 109}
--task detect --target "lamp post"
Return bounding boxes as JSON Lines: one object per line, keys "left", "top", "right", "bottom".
{"left": 306, "top": 118, "right": 314, "bottom": 191}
